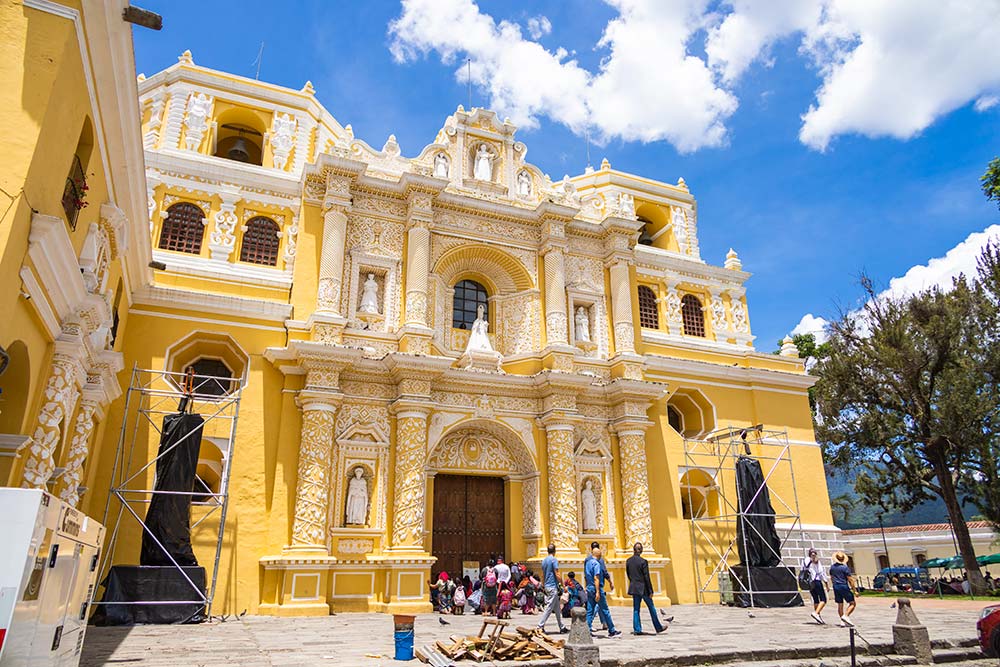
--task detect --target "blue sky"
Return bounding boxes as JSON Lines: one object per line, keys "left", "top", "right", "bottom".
{"left": 132, "top": 0, "right": 1000, "bottom": 350}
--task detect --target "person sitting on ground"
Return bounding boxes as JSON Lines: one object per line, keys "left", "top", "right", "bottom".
{"left": 801, "top": 548, "right": 830, "bottom": 625}
{"left": 562, "top": 572, "right": 584, "bottom": 617}
{"left": 467, "top": 581, "right": 482, "bottom": 614}
{"left": 830, "top": 552, "right": 857, "bottom": 627}
{"left": 497, "top": 581, "right": 513, "bottom": 619}
{"left": 452, "top": 579, "right": 466, "bottom": 615}
{"left": 437, "top": 572, "right": 455, "bottom": 614}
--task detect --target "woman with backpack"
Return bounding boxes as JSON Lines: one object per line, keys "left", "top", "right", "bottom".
{"left": 482, "top": 560, "right": 498, "bottom": 616}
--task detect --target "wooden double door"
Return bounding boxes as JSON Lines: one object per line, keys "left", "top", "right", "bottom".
{"left": 431, "top": 474, "right": 506, "bottom": 580}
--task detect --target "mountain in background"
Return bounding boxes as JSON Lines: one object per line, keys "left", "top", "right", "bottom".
{"left": 826, "top": 467, "right": 978, "bottom": 530}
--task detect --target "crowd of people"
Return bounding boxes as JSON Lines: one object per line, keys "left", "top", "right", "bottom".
{"left": 429, "top": 542, "right": 672, "bottom": 637}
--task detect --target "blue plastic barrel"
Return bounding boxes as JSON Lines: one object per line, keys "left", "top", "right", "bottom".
{"left": 394, "top": 628, "right": 414, "bottom": 661}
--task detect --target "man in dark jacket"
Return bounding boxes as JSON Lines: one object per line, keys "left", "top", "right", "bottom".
{"left": 626, "top": 542, "right": 666, "bottom": 635}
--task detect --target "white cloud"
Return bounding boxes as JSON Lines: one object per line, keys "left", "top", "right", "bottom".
{"left": 975, "top": 95, "right": 999, "bottom": 112}
{"left": 707, "top": 0, "right": 1000, "bottom": 150}
{"left": 794, "top": 225, "right": 1000, "bottom": 343}
{"left": 878, "top": 225, "right": 1000, "bottom": 301}
{"left": 791, "top": 313, "right": 830, "bottom": 343}
{"left": 526, "top": 16, "right": 551, "bottom": 40}
{"left": 388, "top": 0, "right": 1000, "bottom": 152}
{"left": 388, "top": 0, "right": 737, "bottom": 152}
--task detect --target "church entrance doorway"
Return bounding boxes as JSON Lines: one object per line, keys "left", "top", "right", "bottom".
{"left": 431, "top": 474, "right": 505, "bottom": 580}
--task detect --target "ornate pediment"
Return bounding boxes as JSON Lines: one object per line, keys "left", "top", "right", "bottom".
{"left": 574, "top": 435, "right": 611, "bottom": 462}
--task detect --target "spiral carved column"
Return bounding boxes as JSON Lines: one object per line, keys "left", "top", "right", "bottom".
{"left": 404, "top": 224, "right": 430, "bottom": 327}
{"left": 317, "top": 205, "right": 348, "bottom": 315}
{"left": 609, "top": 260, "right": 635, "bottom": 354}
{"left": 543, "top": 247, "right": 568, "bottom": 346}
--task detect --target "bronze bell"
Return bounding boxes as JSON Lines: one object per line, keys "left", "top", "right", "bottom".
{"left": 227, "top": 136, "right": 251, "bottom": 162}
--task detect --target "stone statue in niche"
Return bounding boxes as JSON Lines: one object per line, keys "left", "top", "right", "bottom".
{"left": 517, "top": 170, "right": 532, "bottom": 197}
{"left": 581, "top": 479, "right": 599, "bottom": 532}
{"left": 358, "top": 273, "right": 380, "bottom": 314}
{"left": 434, "top": 152, "right": 449, "bottom": 179}
{"left": 464, "top": 304, "right": 495, "bottom": 353}
{"left": 575, "top": 306, "right": 591, "bottom": 344}
{"left": 473, "top": 143, "right": 495, "bottom": 181}
{"left": 345, "top": 467, "right": 369, "bottom": 526}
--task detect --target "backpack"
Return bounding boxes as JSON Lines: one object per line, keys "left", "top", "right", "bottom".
{"left": 798, "top": 567, "right": 814, "bottom": 590}
{"left": 453, "top": 585, "right": 466, "bottom": 605}
{"left": 485, "top": 567, "right": 497, "bottom": 587}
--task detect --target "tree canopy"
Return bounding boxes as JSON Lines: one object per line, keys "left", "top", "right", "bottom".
{"left": 813, "top": 245, "right": 1000, "bottom": 594}
{"left": 983, "top": 156, "right": 1000, "bottom": 211}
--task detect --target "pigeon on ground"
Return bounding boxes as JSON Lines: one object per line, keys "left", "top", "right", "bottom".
{"left": 659, "top": 610, "right": 675, "bottom": 623}
{"left": 747, "top": 611, "right": 756, "bottom": 618}
{"left": 890, "top": 602, "right": 897, "bottom": 609}
{"left": 239, "top": 609, "right": 247, "bottom": 618}
{"left": 439, "top": 617, "right": 450, "bottom": 625}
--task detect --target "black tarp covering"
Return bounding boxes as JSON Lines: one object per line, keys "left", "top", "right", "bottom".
{"left": 729, "top": 566, "right": 803, "bottom": 608}
{"left": 140, "top": 412, "right": 203, "bottom": 567}
{"left": 735, "top": 456, "right": 782, "bottom": 567}
{"left": 91, "top": 565, "right": 206, "bottom": 625}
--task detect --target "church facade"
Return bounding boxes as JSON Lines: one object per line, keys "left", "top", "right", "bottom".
{"left": 1, "top": 22, "right": 838, "bottom": 617}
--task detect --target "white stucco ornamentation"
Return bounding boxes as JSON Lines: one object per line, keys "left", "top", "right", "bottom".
{"left": 392, "top": 411, "right": 429, "bottom": 547}
{"left": 55, "top": 399, "right": 98, "bottom": 507}
{"left": 182, "top": 92, "right": 212, "bottom": 151}
{"left": 21, "top": 354, "right": 84, "bottom": 489}
{"left": 270, "top": 113, "right": 297, "bottom": 170}
{"left": 209, "top": 193, "right": 241, "bottom": 261}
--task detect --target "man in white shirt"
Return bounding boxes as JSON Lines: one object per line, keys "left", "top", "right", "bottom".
{"left": 495, "top": 556, "right": 511, "bottom": 585}
{"left": 801, "top": 548, "right": 830, "bottom": 624}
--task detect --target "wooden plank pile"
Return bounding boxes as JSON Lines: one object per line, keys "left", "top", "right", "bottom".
{"left": 415, "top": 619, "right": 565, "bottom": 664}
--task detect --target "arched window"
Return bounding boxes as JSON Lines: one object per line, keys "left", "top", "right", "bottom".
{"left": 239, "top": 216, "right": 280, "bottom": 266}
{"left": 452, "top": 279, "right": 488, "bottom": 330}
{"left": 681, "top": 294, "right": 705, "bottom": 337}
{"left": 638, "top": 285, "right": 659, "bottom": 329}
{"left": 159, "top": 203, "right": 205, "bottom": 254}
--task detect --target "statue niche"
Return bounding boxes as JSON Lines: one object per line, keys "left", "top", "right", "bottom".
{"left": 344, "top": 466, "right": 372, "bottom": 526}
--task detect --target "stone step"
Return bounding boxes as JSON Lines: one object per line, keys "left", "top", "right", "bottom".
{"left": 931, "top": 647, "right": 988, "bottom": 663}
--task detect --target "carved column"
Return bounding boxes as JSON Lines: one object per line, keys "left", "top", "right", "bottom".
{"left": 208, "top": 188, "right": 241, "bottom": 262}
{"left": 616, "top": 427, "right": 654, "bottom": 548}
{"left": 544, "top": 422, "right": 579, "bottom": 550}
{"left": 403, "top": 193, "right": 433, "bottom": 328}
{"left": 543, "top": 247, "right": 568, "bottom": 346}
{"left": 54, "top": 397, "right": 100, "bottom": 507}
{"left": 608, "top": 259, "right": 635, "bottom": 354}
{"left": 289, "top": 389, "right": 341, "bottom": 551}
{"left": 317, "top": 203, "right": 349, "bottom": 315}
{"left": 21, "top": 348, "right": 85, "bottom": 488}
{"left": 521, "top": 473, "right": 541, "bottom": 538}
{"left": 391, "top": 406, "right": 430, "bottom": 548}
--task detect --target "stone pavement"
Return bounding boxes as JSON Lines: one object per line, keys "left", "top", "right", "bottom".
{"left": 80, "top": 596, "right": 991, "bottom": 667}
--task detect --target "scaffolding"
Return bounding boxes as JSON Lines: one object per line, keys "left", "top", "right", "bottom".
{"left": 683, "top": 424, "right": 805, "bottom": 607}
{"left": 93, "top": 366, "right": 242, "bottom": 621}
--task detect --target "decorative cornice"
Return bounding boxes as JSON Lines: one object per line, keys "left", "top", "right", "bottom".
{"left": 132, "top": 285, "right": 292, "bottom": 321}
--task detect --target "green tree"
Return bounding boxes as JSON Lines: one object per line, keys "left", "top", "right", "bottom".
{"left": 983, "top": 157, "right": 1000, "bottom": 211}
{"left": 814, "top": 268, "right": 997, "bottom": 595}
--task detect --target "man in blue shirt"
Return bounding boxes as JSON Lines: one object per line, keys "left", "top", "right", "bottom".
{"left": 584, "top": 543, "right": 620, "bottom": 637}
{"left": 830, "top": 551, "right": 857, "bottom": 627}
{"left": 536, "top": 543, "right": 569, "bottom": 633}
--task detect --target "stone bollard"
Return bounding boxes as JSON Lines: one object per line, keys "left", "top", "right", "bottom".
{"left": 564, "top": 607, "right": 599, "bottom": 667}
{"left": 892, "top": 597, "right": 932, "bottom": 664}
